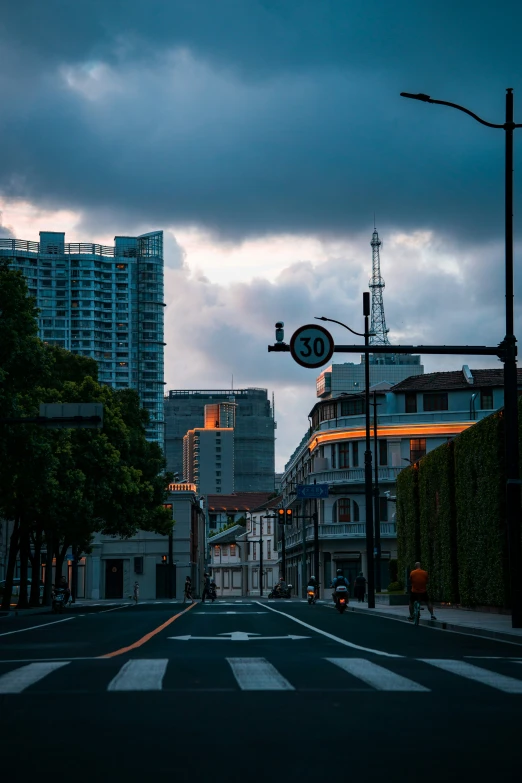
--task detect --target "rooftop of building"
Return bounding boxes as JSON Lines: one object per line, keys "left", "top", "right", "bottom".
{"left": 166, "top": 388, "right": 268, "bottom": 399}
{"left": 391, "top": 367, "right": 522, "bottom": 392}
{"left": 0, "top": 230, "right": 162, "bottom": 259}
{"left": 251, "top": 494, "right": 283, "bottom": 512}
{"left": 205, "top": 492, "right": 275, "bottom": 512}
{"left": 207, "top": 525, "right": 246, "bottom": 545}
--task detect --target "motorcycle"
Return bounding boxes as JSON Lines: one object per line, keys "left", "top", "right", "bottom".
{"left": 51, "top": 588, "right": 69, "bottom": 614}
{"left": 334, "top": 585, "right": 349, "bottom": 614}
{"left": 307, "top": 585, "right": 317, "bottom": 605}
{"left": 268, "top": 584, "right": 293, "bottom": 599}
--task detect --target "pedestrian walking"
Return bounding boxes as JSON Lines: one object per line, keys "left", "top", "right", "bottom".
{"left": 354, "top": 571, "right": 367, "bottom": 602}
{"left": 133, "top": 581, "right": 139, "bottom": 604}
{"left": 201, "top": 572, "right": 211, "bottom": 603}
{"left": 183, "top": 576, "right": 193, "bottom": 604}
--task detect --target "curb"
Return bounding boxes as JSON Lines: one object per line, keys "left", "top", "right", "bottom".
{"left": 345, "top": 603, "right": 522, "bottom": 646}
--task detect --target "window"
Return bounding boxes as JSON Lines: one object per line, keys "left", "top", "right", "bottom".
{"left": 253, "top": 542, "right": 257, "bottom": 560}
{"left": 405, "top": 392, "right": 417, "bottom": 413}
{"left": 230, "top": 544, "right": 236, "bottom": 556}
{"left": 480, "top": 389, "right": 494, "bottom": 409}
{"left": 339, "top": 442, "right": 349, "bottom": 468}
{"left": 267, "top": 520, "right": 271, "bottom": 535}
{"left": 222, "top": 546, "right": 228, "bottom": 556}
{"left": 353, "top": 500, "right": 360, "bottom": 522}
{"left": 331, "top": 444, "right": 336, "bottom": 469}
{"left": 320, "top": 403, "right": 336, "bottom": 422}
{"left": 267, "top": 540, "right": 271, "bottom": 559}
{"left": 337, "top": 498, "right": 351, "bottom": 523}
{"left": 352, "top": 441, "right": 359, "bottom": 467}
{"left": 379, "top": 497, "right": 388, "bottom": 522}
{"left": 379, "top": 439, "right": 388, "bottom": 466}
{"left": 341, "top": 397, "right": 365, "bottom": 416}
{"left": 215, "top": 471, "right": 221, "bottom": 476}
{"left": 410, "top": 438, "right": 426, "bottom": 463}
{"left": 423, "top": 392, "right": 448, "bottom": 412}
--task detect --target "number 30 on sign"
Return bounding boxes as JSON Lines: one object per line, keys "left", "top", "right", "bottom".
{"left": 290, "top": 324, "right": 334, "bottom": 369}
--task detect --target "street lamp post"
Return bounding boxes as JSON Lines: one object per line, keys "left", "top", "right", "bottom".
{"left": 373, "top": 389, "right": 382, "bottom": 593}
{"left": 316, "top": 292, "right": 376, "bottom": 608}
{"left": 401, "top": 88, "right": 522, "bottom": 627}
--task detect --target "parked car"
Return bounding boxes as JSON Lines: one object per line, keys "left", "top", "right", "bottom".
{"left": 0, "top": 578, "right": 45, "bottom": 600}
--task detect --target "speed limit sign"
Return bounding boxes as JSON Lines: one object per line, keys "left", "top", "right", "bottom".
{"left": 290, "top": 324, "right": 335, "bottom": 369}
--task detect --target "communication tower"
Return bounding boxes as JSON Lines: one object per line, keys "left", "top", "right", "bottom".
{"left": 369, "top": 226, "right": 390, "bottom": 346}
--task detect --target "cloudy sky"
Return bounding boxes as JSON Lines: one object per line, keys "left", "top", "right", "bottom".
{"left": 1, "top": 1, "right": 522, "bottom": 469}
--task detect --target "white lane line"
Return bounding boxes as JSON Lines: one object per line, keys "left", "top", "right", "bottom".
{"left": 107, "top": 659, "right": 169, "bottom": 691}
{"left": 227, "top": 657, "right": 294, "bottom": 691}
{"left": 0, "top": 617, "right": 74, "bottom": 637}
{"left": 98, "top": 605, "right": 133, "bottom": 614}
{"left": 0, "top": 661, "right": 69, "bottom": 693}
{"left": 327, "top": 658, "right": 429, "bottom": 692}
{"left": 256, "top": 602, "right": 401, "bottom": 658}
{"left": 422, "top": 659, "right": 522, "bottom": 693}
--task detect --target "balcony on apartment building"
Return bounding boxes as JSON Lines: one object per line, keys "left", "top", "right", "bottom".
{"left": 278, "top": 521, "right": 397, "bottom": 551}
{"left": 300, "top": 465, "right": 403, "bottom": 487}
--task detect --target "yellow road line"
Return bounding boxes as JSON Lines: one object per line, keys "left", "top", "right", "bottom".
{"left": 99, "top": 602, "right": 197, "bottom": 658}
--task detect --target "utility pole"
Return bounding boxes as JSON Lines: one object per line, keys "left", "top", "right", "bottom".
{"left": 373, "top": 389, "right": 381, "bottom": 593}
{"left": 281, "top": 523, "right": 286, "bottom": 580}
{"left": 363, "top": 292, "right": 375, "bottom": 608}
{"left": 301, "top": 505, "right": 307, "bottom": 598}
{"left": 313, "top": 481, "right": 319, "bottom": 594}
{"left": 259, "top": 516, "right": 264, "bottom": 598}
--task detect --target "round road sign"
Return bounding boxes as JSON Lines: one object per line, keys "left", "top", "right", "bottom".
{"left": 290, "top": 324, "right": 334, "bottom": 369}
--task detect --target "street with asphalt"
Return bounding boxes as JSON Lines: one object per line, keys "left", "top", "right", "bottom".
{"left": 1, "top": 598, "right": 520, "bottom": 782}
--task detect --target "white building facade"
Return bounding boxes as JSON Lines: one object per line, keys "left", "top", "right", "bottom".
{"left": 280, "top": 366, "right": 521, "bottom": 599}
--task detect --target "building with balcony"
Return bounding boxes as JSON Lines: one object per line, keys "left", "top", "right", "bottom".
{"left": 208, "top": 495, "right": 282, "bottom": 597}
{"left": 165, "top": 388, "right": 276, "bottom": 491}
{"left": 280, "top": 365, "right": 522, "bottom": 599}
{"left": 0, "top": 230, "right": 165, "bottom": 447}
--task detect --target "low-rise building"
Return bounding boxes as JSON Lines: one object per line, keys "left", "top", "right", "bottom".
{"left": 84, "top": 483, "right": 205, "bottom": 600}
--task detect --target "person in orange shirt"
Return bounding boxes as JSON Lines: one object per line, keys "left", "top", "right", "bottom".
{"left": 409, "top": 562, "right": 436, "bottom": 621}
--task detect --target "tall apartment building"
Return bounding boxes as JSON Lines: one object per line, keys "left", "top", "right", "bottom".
{"left": 0, "top": 230, "right": 165, "bottom": 446}
{"left": 316, "top": 354, "right": 424, "bottom": 398}
{"left": 165, "top": 388, "right": 276, "bottom": 491}
{"left": 183, "top": 422, "right": 235, "bottom": 495}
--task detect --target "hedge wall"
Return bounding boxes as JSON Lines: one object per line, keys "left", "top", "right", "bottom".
{"left": 396, "top": 464, "right": 419, "bottom": 589}
{"left": 454, "top": 410, "right": 508, "bottom": 607}
{"left": 418, "top": 441, "right": 459, "bottom": 603}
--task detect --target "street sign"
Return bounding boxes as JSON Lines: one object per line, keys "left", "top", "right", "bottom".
{"left": 290, "top": 324, "right": 334, "bottom": 369}
{"left": 297, "top": 484, "right": 329, "bottom": 499}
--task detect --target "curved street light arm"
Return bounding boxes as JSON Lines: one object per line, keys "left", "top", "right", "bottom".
{"left": 400, "top": 92, "right": 518, "bottom": 129}
{"left": 315, "top": 315, "right": 367, "bottom": 338}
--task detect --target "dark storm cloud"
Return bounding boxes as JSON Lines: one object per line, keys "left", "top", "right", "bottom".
{"left": 1, "top": 1, "right": 522, "bottom": 242}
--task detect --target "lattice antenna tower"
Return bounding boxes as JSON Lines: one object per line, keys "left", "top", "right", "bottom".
{"left": 369, "top": 223, "right": 390, "bottom": 346}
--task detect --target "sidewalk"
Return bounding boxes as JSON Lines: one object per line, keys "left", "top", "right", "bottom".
{"left": 344, "top": 600, "right": 522, "bottom": 645}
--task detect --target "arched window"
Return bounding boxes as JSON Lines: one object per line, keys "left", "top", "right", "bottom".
{"left": 333, "top": 498, "right": 351, "bottom": 523}
{"left": 353, "top": 501, "right": 360, "bottom": 522}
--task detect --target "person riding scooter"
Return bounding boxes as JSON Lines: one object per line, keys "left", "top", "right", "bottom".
{"left": 331, "top": 569, "right": 350, "bottom": 604}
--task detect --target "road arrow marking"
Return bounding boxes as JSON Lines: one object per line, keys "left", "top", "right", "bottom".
{"left": 195, "top": 611, "right": 268, "bottom": 615}
{"left": 168, "top": 630, "right": 310, "bottom": 641}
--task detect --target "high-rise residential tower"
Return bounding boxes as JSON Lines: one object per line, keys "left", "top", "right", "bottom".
{"left": 0, "top": 230, "right": 165, "bottom": 446}
{"left": 164, "top": 388, "right": 276, "bottom": 491}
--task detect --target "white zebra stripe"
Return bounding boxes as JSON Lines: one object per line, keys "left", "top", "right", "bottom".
{"left": 422, "top": 659, "right": 522, "bottom": 693}
{"left": 107, "top": 659, "right": 168, "bottom": 691}
{"left": 227, "top": 657, "right": 294, "bottom": 691}
{"left": 0, "top": 661, "right": 69, "bottom": 693}
{"left": 327, "top": 658, "right": 429, "bottom": 691}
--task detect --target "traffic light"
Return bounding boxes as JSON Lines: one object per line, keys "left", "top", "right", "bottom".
{"left": 278, "top": 508, "right": 285, "bottom": 523}
{"left": 161, "top": 555, "right": 167, "bottom": 563}
{"left": 286, "top": 508, "right": 293, "bottom": 523}
{"left": 278, "top": 508, "right": 293, "bottom": 524}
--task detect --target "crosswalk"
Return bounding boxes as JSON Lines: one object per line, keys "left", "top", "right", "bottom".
{"left": 1, "top": 656, "right": 522, "bottom": 695}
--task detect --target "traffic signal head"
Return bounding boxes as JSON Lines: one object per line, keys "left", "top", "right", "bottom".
{"left": 286, "top": 509, "right": 293, "bottom": 523}
{"left": 278, "top": 508, "right": 285, "bottom": 522}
